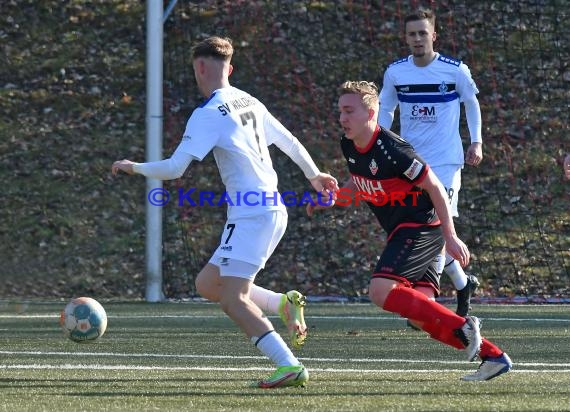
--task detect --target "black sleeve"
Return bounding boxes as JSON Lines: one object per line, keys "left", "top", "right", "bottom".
{"left": 382, "top": 130, "right": 427, "bottom": 184}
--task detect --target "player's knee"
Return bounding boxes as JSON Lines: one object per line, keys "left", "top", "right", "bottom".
{"left": 218, "top": 292, "right": 246, "bottom": 317}
{"left": 218, "top": 297, "right": 232, "bottom": 315}
{"left": 195, "top": 276, "right": 219, "bottom": 302}
{"left": 369, "top": 284, "right": 388, "bottom": 308}
{"left": 369, "top": 277, "right": 401, "bottom": 308}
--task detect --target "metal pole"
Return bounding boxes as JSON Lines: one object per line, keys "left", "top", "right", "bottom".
{"left": 145, "top": 0, "right": 165, "bottom": 302}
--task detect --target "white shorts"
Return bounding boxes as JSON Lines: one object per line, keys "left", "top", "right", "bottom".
{"left": 431, "top": 165, "right": 462, "bottom": 218}
{"left": 208, "top": 210, "right": 288, "bottom": 280}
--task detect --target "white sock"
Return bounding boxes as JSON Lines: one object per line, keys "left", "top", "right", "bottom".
{"left": 445, "top": 253, "right": 468, "bottom": 290}
{"left": 434, "top": 253, "right": 446, "bottom": 274}
{"left": 249, "top": 285, "right": 283, "bottom": 315}
{"left": 252, "top": 331, "right": 299, "bottom": 367}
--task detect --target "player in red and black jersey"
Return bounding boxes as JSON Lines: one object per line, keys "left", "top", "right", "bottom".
{"left": 308, "top": 80, "right": 512, "bottom": 381}
{"left": 339, "top": 121, "right": 445, "bottom": 291}
{"left": 340, "top": 124, "right": 438, "bottom": 237}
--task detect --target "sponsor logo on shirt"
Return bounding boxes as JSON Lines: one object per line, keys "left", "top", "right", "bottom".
{"left": 410, "top": 105, "right": 436, "bottom": 123}
{"left": 352, "top": 175, "right": 384, "bottom": 195}
{"left": 403, "top": 159, "right": 423, "bottom": 180}
{"left": 348, "top": 157, "right": 356, "bottom": 163}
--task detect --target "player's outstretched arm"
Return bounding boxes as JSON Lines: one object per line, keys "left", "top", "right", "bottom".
{"left": 308, "top": 173, "right": 339, "bottom": 196}
{"left": 305, "top": 173, "right": 339, "bottom": 217}
{"left": 111, "top": 148, "right": 194, "bottom": 180}
{"left": 112, "top": 159, "right": 136, "bottom": 175}
{"left": 306, "top": 178, "right": 355, "bottom": 217}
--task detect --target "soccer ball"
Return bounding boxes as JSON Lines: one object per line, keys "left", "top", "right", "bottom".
{"left": 60, "top": 297, "right": 108, "bottom": 342}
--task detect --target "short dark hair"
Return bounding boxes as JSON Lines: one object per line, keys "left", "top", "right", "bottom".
{"left": 191, "top": 36, "right": 234, "bottom": 61}
{"left": 404, "top": 8, "right": 436, "bottom": 29}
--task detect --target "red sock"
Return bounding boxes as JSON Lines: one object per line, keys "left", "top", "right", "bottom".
{"left": 480, "top": 339, "right": 503, "bottom": 358}
{"left": 386, "top": 288, "right": 505, "bottom": 357}
{"left": 383, "top": 286, "right": 466, "bottom": 330}
{"left": 421, "top": 320, "right": 465, "bottom": 349}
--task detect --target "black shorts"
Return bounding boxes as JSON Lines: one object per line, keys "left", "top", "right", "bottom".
{"left": 372, "top": 225, "right": 444, "bottom": 295}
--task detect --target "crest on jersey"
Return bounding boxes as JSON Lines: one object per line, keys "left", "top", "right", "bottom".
{"left": 439, "top": 82, "right": 448, "bottom": 95}
{"left": 369, "top": 158, "right": 379, "bottom": 175}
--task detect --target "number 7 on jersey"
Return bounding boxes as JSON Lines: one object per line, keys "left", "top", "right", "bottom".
{"left": 240, "top": 111, "right": 263, "bottom": 161}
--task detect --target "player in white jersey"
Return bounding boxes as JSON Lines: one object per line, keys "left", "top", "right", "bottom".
{"left": 112, "top": 36, "right": 338, "bottom": 388}
{"left": 378, "top": 8, "right": 481, "bottom": 317}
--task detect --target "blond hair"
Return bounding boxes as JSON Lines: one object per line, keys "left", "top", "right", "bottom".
{"left": 338, "top": 81, "right": 379, "bottom": 110}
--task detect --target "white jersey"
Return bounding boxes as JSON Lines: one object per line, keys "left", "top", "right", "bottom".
{"left": 379, "top": 53, "right": 479, "bottom": 167}
{"left": 178, "top": 86, "right": 316, "bottom": 218}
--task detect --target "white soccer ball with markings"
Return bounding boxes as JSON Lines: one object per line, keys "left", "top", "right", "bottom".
{"left": 60, "top": 297, "right": 108, "bottom": 342}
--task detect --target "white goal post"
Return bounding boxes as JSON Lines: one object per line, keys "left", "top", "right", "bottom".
{"left": 144, "top": 0, "right": 178, "bottom": 302}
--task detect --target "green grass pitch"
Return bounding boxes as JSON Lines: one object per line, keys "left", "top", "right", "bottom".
{"left": 1, "top": 301, "right": 569, "bottom": 411}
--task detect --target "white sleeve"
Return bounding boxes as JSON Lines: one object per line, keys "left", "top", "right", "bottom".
{"left": 463, "top": 94, "right": 483, "bottom": 144}
{"left": 456, "top": 63, "right": 482, "bottom": 144}
{"left": 264, "top": 113, "right": 320, "bottom": 179}
{"left": 274, "top": 135, "right": 321, "bottom": 179}
{"left": 132, "top": 144, "right": 195, "bottom": 180}
{"left": 178, "top": 110, "right": 218, "bottom": 161}
{"left": 378, "top": 70, "right": 398, "bottom": 129}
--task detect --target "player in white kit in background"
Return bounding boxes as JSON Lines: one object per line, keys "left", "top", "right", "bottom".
{"left": 378, "top": 8, "right": 481, "bottom": 317}
{"left": 112, "top": 36, "right": 338, "bottom": 388}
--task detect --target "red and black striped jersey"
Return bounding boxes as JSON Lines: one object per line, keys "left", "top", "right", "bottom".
{"left": 340, "top": 126, "right": 440, "bottom": 237}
